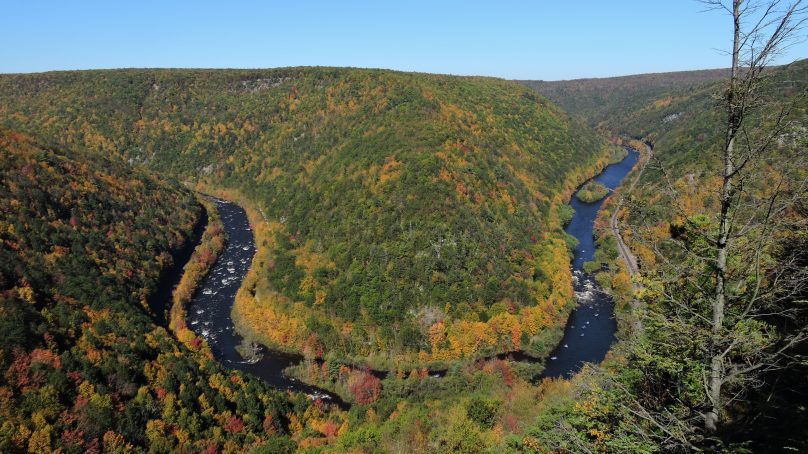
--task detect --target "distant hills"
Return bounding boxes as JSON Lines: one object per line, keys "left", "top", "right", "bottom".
{"left": 518, "top": 67, "right": 730, "bottom": 131}
{"left": 520, "top": 60, "right": 806, "bottom": 176}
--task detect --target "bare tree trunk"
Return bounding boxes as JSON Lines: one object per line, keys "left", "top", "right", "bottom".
{"left": 706, "top": 0, "right": 742, "bottom": 433}
{"left": 613, "top": 0, "right": 806, "bottom": 444}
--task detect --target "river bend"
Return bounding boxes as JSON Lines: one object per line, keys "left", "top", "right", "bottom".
{"left": 186, "top": 148, "right": 640, "bottom": 397}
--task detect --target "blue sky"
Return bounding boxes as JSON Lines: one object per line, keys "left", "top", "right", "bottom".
{"left": 2, "top": 1, "right": 806, "bottom": 80}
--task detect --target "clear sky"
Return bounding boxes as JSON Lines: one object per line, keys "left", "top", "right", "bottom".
{"left": 2, "top": 1, "right": 806, "bottom": 80}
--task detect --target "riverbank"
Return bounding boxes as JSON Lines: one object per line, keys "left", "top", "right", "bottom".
{"left": 181, "top": 198, "right": 347, "bottom": 407}
{"left": 540, "top": 147, "right": 639, "bottom": 378}
{"left": 590, "top": 142, "right": 652, "bottom": 338}
{"left": 229, "top": 227, "right": 577, "bottom": 374}
{"left": 168, "top": 196, "right": 227, "bottom": 354}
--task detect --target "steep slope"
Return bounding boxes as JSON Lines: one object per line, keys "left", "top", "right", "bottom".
{"left": 618, "top": 59, "right": 807, "bottom": 206}
{"left": 0, "top": 68, "right": 615, "bottom": 367}
{"left": 0, "top": 130, "right": 320, "bottom": 452}
{"left": 625, "top": 60, "right": 808, "bottom": 452}
{"left": 519, "top": 60, "right": 808, "bottom": 451}
{"left": 618, "top": 60, "right": 808, "bottom": 450}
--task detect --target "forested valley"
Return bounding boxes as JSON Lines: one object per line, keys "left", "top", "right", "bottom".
{"left": 1, "top": 7, "right": 806, "bottom": 452}
{"left": 0, "top": 68, "right": 619, "bottom": 368}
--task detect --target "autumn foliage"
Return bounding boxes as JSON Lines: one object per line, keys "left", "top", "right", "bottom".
{"left": 168, "top": 198, "right": 226, "bottom": 353}
{"left": 0, "top": 68, "right": 610, "bottom": 369}
{"left": 348, "top": 370, "right": 382, "bottom": 404}
{"left": 0, "top": 130, "right": 324, "bottom": 452}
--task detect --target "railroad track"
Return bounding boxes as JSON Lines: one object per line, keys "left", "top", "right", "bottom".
{"left": 610, "top": 143, "right": 652, "bottom": 279}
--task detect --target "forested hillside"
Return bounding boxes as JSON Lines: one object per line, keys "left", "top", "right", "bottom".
{"left": 625, "top": 60, "right": 808, "bottom": 450}
{"left": 521, "top": 59, "right": 808, "bottom": 450}
{"left": 620, "top": 58, "right": 808, "bottom": 450}
{"left": 0, "top": 68, "right": 613, "bottom": 367}
{"left": 0, "top": 130, "right": 327, "bottom": 452}
{"left": 587, "top": 60, "right": 808, "bottom": 206}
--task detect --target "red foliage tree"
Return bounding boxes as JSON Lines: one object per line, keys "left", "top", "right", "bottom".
{"left": 189, "top": 336, "right": 203, "bottom": 350}
{"left": 348, "top": 370, "right": 381, "bottom": 404}
{"left": 503, "top": 414, "right": 519, "bottom": 432}
{"left": 225, "top": 415, "right": 244, "bottom": 434}
{"left": 262, "top": 414, "right": 276, "bottom": 434}
{"left": 30, "top": 348, "right": 61, "bottom": 369}
{"left": 491, "top": 359, "right": 514, "bottom": 387}
{"left": 321, "top": 420, "right": 339, "bottom": 438}
{"left": 6, "top": 348, "right": 30, "bottom": 389}
{"left": 61, "top": 427, "right": 85, "bottom": 450}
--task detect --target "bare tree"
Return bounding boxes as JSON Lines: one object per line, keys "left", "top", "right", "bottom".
{"left": 698, "top": 0, "right": 808, "bottom": 433}
{"left": 532, "top": 3, "right": 808, "bottom": 450}
{"left": 602, "top": 2, "right": 808, "bottom": 448}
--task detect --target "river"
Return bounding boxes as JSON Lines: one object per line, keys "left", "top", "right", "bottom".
{"left": 541, "top": 147, "right": 640, "bottom": 378}
{"left": 186, "top": 148, "right": 639, "bottom": 400}
{"left": 185, "top": 200, "right": 343, "bottom": 405}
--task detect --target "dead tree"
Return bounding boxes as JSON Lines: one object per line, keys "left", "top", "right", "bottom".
{"left": 607, "top": 1, "right": 808, "bottom": 446}
{"left": 699, "top": 0, "right": 808, "bottom": 433}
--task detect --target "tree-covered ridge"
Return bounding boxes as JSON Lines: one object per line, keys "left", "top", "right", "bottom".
{"left": 0, "top": 130, "right": 323, "bottom": 452}
{"left": 619, "top": 59, "right": 807, "bottom": 214}
{"left": 0, "top": 68, "right": 610, "bottom": 364}
{"left": 0, "top": 129, "right": 201, "bottom": 319}
{"left": 518, "top": 67, "right": 729, "bottom": 130}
